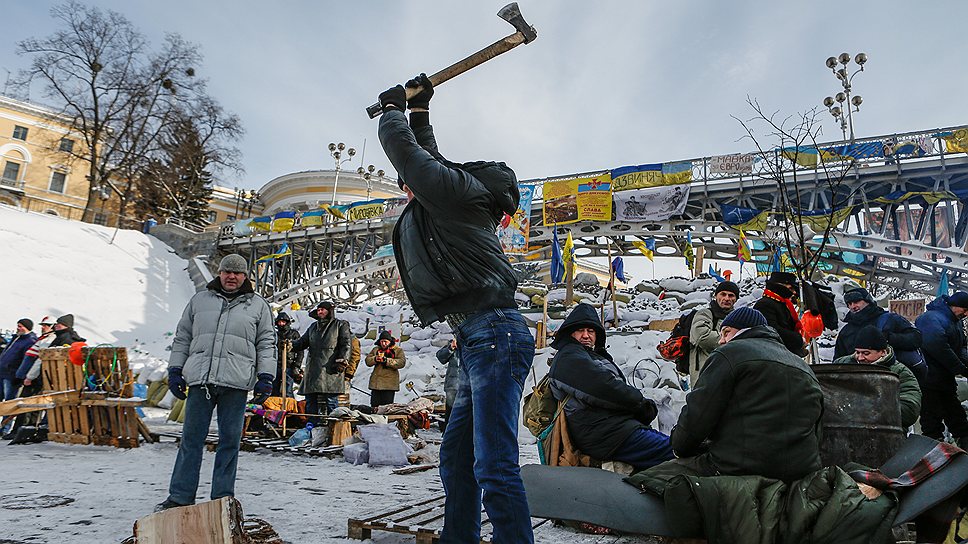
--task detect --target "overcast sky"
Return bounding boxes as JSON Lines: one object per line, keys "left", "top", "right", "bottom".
{"left": 3, "top": 0, "right": 968, "bottom": 194}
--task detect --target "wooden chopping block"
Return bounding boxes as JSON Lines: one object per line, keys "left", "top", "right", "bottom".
{"left": 133, "top": 497, "right": 246, "bottom": 544}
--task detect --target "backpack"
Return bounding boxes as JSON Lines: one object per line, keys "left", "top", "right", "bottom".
{"left": 657, "top": 309, "right": 701, "bottom": 375}
{"left": 522, "top": 374, "right": 557, "bottom": 437}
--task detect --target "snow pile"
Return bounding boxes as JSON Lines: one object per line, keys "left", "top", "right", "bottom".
{"left": 0, "top": 205, "right": 196, "bottom": 379}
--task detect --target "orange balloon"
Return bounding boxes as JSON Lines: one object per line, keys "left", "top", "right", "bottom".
{"left": 68, "top": 342, "right": 88, "bottom": 366}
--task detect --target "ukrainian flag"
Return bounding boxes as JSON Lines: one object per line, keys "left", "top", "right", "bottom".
{"left": 255, "top": 243, "right": 291, "bottom": 263}
{"left": 632, "top": 239, "right": 655, "bottom": 261}
{"left": 300, "top": 209, "right": 326, "bottom": 227}
{"left": 271, "top": 211, "right": 296, "bottom": 232}
{"left": 248, "top": 215, "right": 272, "bottom": 231}
{"left": 661, "top": 161, "right": 692, "bottom": 185}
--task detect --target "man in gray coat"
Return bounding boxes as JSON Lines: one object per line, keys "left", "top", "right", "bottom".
{"left": 157, "top": 253, "right": 276, "bottom": 511}
{"left": 687, "top": 281, "right": 739, "bottom": 384}
{"left": 292, "top": 301, "right": 351, "bottom": 419}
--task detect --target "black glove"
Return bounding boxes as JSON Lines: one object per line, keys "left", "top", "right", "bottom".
{"left": 251, "top": 372, "right": 274, "bottom": 405}
{"left": 633, "top": 399, "right": 659, "bottom": 426}
{"left": 327, "top": 358, "right": 348, "bottom": 375}
{"left": 168, "top": 367, "right": 187, "bottom": 400}
{"left": 405, "top": 73, "right": 434, "bottom": 110}
{"left": 379, "top": 85, "right": 406, "bottom": 113}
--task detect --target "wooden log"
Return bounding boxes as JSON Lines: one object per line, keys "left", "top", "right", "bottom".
{"left": 133, "top": 497, "right": 247, "bottom": 544}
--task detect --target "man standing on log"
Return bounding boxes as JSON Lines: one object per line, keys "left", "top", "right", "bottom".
{"left": 156, "top": 253, "right": 276, "bottom": 511}
{"left": 378, "top": 75, "right": 535, "bottom": 542}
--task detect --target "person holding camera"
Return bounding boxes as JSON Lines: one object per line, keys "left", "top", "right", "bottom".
{"left": 365, "top": 330, "right": 406, "bottom": 408}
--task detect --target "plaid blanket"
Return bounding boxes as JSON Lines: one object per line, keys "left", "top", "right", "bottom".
{"left": 848, "top": 441, "right": 965, "bottom": 490}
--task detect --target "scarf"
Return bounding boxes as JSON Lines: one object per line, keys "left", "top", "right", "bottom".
{"left": 764, "top": 289, "right": 804, "bottom": 335}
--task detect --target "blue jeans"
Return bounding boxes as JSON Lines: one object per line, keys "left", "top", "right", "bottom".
{"left": 305, "top": 393, "right": 339, "bottom": 421}
{"left": 440, "top": 308, "right": 535, "bottom": 543}
{"left": 167, "top": 385, "right": 248, "bottom": 505}
{"left": 2, "top": 378, "right": 20, "bottom": 401}
{"left": 609, "top": 427, "right": 675, "bottom": 472}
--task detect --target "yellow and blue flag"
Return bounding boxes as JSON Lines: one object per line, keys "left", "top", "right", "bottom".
{"left": 550, "top": 228, "right": 564, "bottom": 284}
{"left": 563, "top": 231, "right": 575, "bottom": 265}
{"left": 738, "top": 229, "right": 752, "bottom": 262}
{"left": 661, "top": 161, "right": 692, "bottom": 185}
{"left": 271, "top": 211, "right": 296, "bottom": 232}
{"left": 255, "top": 243, "right": 291, "bottom": 263}
{"left": 248, "top": 215, "right": 271, "bottom": 231}
{"left": 632, "top": 239, "right": 655, "bottom": 261}
{"left": 684, "top": 231, "right": 695, "bottom": 271}
{"left": 300, "top": 209, "right": 326, "bottom": 227}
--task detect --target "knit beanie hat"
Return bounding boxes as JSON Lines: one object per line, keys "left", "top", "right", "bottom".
{"left": 843, "top": 287, "right": 874, "bottom": 305}
{"left": 378, "top": 330, "right": 394, "bottom": 342}
{"left": 218, "top": 254, "right": 248, "bottom": 274}
{"left": 768, "top": 271, "right": 798, "bottom": 285}
{"left": 721, "top": 307, "right": 767, "bottom": 330}
{"left": 854, "top": 326, "right": 888, "bottom": 351}
{"left": 56, "top": 314, "right": 74, "bottom": 328}
{"left": 715, "top": 281, "right": 740, "bottom": 297}
{"left": 947, "top": 291, "right": 968, "bottom": 309}
{"left": 18, "top": 318, "right": 33, "bottom": 331}
{"left": 315, "top": 301, "right": 334, "bottom": 319}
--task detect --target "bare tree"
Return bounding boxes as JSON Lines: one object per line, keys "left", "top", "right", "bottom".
{"left": 733, "top": 97, "right": 859, "bottom": 285}
{"left": 14, "top": 1, "right": 211, "bottom": 223}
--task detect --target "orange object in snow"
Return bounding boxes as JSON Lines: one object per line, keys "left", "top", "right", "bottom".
{"left": 801, "top": 311, "right": 824, "bottom": 340}
{"left": 68, "top": 342, "right": 88, "bottom": 365}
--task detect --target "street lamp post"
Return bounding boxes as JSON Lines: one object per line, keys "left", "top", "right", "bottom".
{"left": 822, "top": 52, "right": 867, "bottom": 142}
{"left": 356, "top": 164, "right": 386, "bottom": 201}
{"left": 234, "top": 188, "right": 259, "bottom": 219}
{"left": 328, "top": 142, "right": 357, "bottom": 205}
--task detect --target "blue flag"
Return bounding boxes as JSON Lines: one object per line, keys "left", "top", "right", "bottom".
{"left": 550, "top": 228, "right": 564, "bottom": 284}
{"left": 611, "top": 256, "right": 626, "bottom": 283}
{"left": 708, "top": 264, "right": 725, "bottom": 282}
{"left": 938, "top": 269, "right": 950, "bottom": 297}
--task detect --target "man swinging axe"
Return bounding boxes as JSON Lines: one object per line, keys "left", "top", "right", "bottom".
{"left": 375, "top": 56, "right": 536, "bottom": 544}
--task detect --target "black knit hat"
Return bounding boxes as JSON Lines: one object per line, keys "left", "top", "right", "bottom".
{"left": 715, "top": 281, "right": 740, "bottom": 296}
{"left": 56, "top": 314, "right": 74, "bottom": 328}
{"left": 843, "top": 287, "right": 874, "bottom": 305}
{"left": 17, "top": 318, "right": 33, "bottom": 331}
{"left": 768, "top": 271, "right": 798, "bottom": 286}
{"left": 721, "top": 307, "right": 767, "bottom": 330}
{"left": 947, "top": 291, "right": 968, "bottom": 309}
{"left": 378, "top": 330, "right": 394, "bottom": 343}
{"left": 854, "top": 326, "right": 888, "bottom": 351}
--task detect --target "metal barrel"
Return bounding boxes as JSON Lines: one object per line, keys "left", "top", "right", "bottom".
{"left": 810, "top": 363, "right": 906, "bottom": 468}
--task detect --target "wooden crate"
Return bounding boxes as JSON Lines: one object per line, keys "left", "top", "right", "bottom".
{"left": 41, "top": 346, "right": 143, "bottom": 448}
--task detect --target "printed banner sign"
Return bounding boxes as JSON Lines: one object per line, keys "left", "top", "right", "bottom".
{"left": 499, "top": 185, "right": 534, "bottom": 254}
{"left": 709, "top": 154, "right": 753, "bottom": 175}
{"left": 614, "top": 184, "right": 690, "bottom": 222}
{"left": 610, "top": 164, "right": 663, "bottom": 191}
{"left": 542, "top": 174, "right": 612, "bottom": 224}
{"left": 543, "top": 178, "right": 580, "bottom": 225}
{"left": 576, "top": 174, "right": 612, "bottom": 221}
{"left": 347, "top": 200, "right": 386, "bottom": 221}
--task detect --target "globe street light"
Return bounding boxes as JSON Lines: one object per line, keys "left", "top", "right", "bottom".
{"left": 328, "top": 142, "right": 357, "bottom": 205}
{"left": 356, "top": 164, "right": 386, "bottom": 201}
{"left": 822, "top": 52, "right": 867, "bottom": 142}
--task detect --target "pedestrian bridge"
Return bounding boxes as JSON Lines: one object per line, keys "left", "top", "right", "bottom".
{"left": 216, "top": 124, "right": 968, "bottom": 304}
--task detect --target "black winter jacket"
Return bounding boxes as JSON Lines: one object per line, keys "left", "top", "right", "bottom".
{"left": 915, "top": 296, "right": 968, "bottom": 389}
{"left": 379, "top": 109, "right": 519, "bottom": 326}
{"left": 753, "top": 282, "right": 807, "bottom": 356}
{"left": 276, "top": 324, "right": 303, "bottom": 376}
{"left": 672, "top": 326, "right": 824, "bottom": 482}
{"left": 833, "top": 303, "right": 925, "bottom": 378}
{"left": 49, "top": 328, "right": 86, "bottom": 347}
{"left": 548, "top": 303, "right": 657, "bottom": 460}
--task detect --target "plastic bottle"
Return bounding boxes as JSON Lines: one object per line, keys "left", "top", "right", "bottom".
{"left": 288, "top": 423, "right": 314, "bottom": 447}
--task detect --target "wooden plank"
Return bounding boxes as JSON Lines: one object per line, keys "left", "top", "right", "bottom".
{"left": 134, "top": 497, "right": 245, "bottom": 544}
{"left": 0, "top": 391, "right": 79, "bottom": 416}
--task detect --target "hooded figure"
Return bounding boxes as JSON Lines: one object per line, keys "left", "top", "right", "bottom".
{"left": 834, "top": 287, "right": 925, "bottom": 380}
{"left": 753, "top": 272, "right": 807, "bottom": 356}
{"left": 365, "top": 330, "right": 407, "bottom": 408}
{"left": 292, "top": 301, "right": 351, "bottom": 418}
{"left": 547, "top": 303, "right": 671, "bottom": 469}
{"left": 914, "top": 294, "right": 968, "bottom": 446}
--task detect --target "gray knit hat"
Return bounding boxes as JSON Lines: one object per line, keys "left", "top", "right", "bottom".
{"left": 218, "top": 254, "right": 248, "bottom": 274}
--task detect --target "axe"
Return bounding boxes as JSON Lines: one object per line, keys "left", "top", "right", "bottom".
{"left": 365, "top": 2, "right": 537, "bottom": 118}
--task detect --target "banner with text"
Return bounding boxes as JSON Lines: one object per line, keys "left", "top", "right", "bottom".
{"left": 709, "top": 153, "right": 754, "bottom": 175}
{"left": 543, "top": 178, "right": 580, "bottom": 225}
{"left": 614, "top": 184, "right": 690, "bottom": 222}
{"left": 499, "top": 184, "right": 534, "bottom": 254}
{"left": 576, "top": 174, "right": 612, "bottom": 221}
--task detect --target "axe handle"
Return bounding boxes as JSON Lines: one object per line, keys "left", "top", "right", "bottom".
{"left": 366, "top": 31, "right": 528, "bottom": 119}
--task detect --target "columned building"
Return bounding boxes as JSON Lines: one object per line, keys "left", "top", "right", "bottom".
{"left": 257, "top": 169, "right": 401, "bottom": 216}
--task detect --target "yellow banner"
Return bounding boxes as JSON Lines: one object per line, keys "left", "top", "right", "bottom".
{"left": 347, "top": 203, "right": 386, "bottom": 222}
{"left": 945, "top": 128, "right": 968, "bottom": 153}
{"left": 576, "top": 174, "right": 612, "bottom": 221}
{"left": 610, "top": 164, "right": 664, "bottom": 191}
{"left": 543, "top": 179, "right": 580, "bottom": 225}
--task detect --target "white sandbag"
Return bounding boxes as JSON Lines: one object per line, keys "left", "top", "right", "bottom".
{"left": 343, "top": 442, "right": 369, "bottom": 465}
{"left": 358, "top": 423, "right": 409, "bottom": 467}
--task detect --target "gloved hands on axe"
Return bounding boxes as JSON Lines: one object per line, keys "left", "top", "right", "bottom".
{"left": 378, "top": 85, "right": 406, "bottom": 114}
{"left": 405, "top": 73, "right": 434, "bottom": 110}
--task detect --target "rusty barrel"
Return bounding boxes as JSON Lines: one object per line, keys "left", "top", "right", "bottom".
{"left": 810, "top": 364, "right": 905, "bottom": 468}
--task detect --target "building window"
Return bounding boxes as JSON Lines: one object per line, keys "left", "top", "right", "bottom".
{"left": 2, "top": 161, "right": 21, "bottom": 182}
{"left": 227, "top": 214, "right": 236, "bottom": 221}
{"left": 93, "top": 213, "right": 107, "bottom": 226}
{"left": 59, "top": 138, "right": 75, "bottom": 153}
{"left": 207, "top": 210, "right": 217, "bottom": 223}
{"left": 49, "top": 171, "right": 67, "bottom": 193}
{"left": 12, "top": 125, "right": 28, "bottom": 141}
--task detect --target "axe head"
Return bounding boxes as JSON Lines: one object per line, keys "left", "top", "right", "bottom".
{"left": 498, "top": 2, "right": 537, "bottom": 43}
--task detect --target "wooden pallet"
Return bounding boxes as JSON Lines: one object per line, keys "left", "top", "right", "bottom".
{"left": 41, "top": 346, "right": 145, "bottom": 448}
{"left": 167, "top": 431, "right": 345, "bottom": 458}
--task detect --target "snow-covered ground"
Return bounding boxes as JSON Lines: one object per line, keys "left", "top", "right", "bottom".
{"left": 3, "top": 204, "right": 944, "bottom": 543}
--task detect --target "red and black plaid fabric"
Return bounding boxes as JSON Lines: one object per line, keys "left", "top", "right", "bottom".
{"left": 848, "top": 441, "right": 965, "bottom": 490}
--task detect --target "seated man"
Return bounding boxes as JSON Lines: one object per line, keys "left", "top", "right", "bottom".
{"left": 548, "top": 303, "right": 673, "bottom": 471}
{"left": 833, "top": 326, "right": 922, "bottom": 429}
{"left": 668, "top": 307, "right": 824, "bottom": 482}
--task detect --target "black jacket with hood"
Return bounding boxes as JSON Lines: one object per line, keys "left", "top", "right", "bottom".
{"left": 548, "top": 303, "right": 658, "bottom": 460}
{"left": 379, "top": 109, "right": 519, "bottom": 326}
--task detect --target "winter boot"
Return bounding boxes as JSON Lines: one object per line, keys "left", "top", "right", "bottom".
{"left": 154, "top": 499, "right": 191, "bottom": 512}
